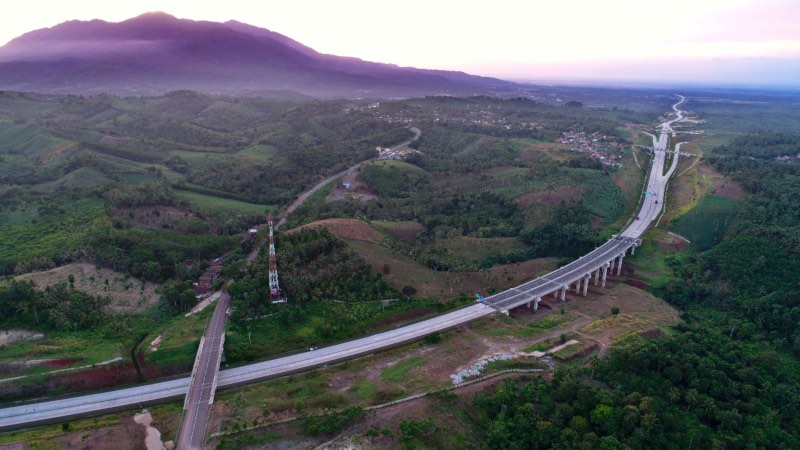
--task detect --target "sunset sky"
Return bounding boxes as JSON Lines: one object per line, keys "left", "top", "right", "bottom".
{"left": 2, "top": 0, "right": 798, "bottom": 87}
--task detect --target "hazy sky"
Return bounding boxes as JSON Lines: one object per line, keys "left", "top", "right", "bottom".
{"left": 2, "top": 0, "right": 799, "bottom": 86}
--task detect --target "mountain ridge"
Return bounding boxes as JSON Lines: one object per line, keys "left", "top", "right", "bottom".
{"left": 0, "top": 12, "right": 516, "bottom": 98}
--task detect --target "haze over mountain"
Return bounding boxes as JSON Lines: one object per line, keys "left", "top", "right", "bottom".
{"left": 0, "top": 12, "right": 515, "bottom": 98}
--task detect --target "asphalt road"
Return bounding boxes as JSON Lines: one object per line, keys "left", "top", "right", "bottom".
{"left": 176, "top": 292, "right": 230, "bottom": 449}
{"left": 276, "top": 127, "right": 421, "bottom": 230}
{"left": 0, "top": 101, "right": 687, "bottom": 433}
{"left": 0, "top": 303, "right": 493, "bottom": 431}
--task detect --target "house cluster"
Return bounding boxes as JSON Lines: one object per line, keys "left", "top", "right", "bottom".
{"left": 775, "top": 153, "right": 800, "bottom": 162}
{"left": 556, "top": 131, "right": 625, "bottom": 167}
{"left": 376, "top": 145, "right": 423, "bottom": 161}
{"left": 193, "top": 256, "right": 225, "bottom": 297}
{"left": 375, "top": 107, "right": 542, "bottom": 131}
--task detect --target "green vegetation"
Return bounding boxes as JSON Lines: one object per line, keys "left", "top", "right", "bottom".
{"left": 473, "top": 317, "right": 800, "bottom": 449}
{"left": 0, "top": 198, "right": 107, "bottom": 274}
{"left": 657, "top": 133, "right": 800, "bottom": 355}
{"left": 223, "top": 229, "right": 461, "bottom": 363}
{"left": 669, "top": 195, "right": 739, "bottom": 250}
{"left": 518, "top": 131, "right": 800, "bottom": 447}
{"left": 173, "top": 190, "right": 272, "bottom": 215}
{"left": 303, "top": 406, "right": 365, "bottom": 436}
{"left": 527, "top": 313, "right": 575, "bottom": 331}
{"left": 381, "top": 357, "right": 426, "bottom": 382}
{"left": 0, "top": 415, "right": 120, "bottom": 445}
{"left": 0, "top": 280, "right": 109, "bottom": 332}
{"left": 352, "top": 379, "right": 378, "bottom": 400}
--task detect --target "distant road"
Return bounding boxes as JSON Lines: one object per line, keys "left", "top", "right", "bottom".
{"left": 0, "top": 99, "right": 688, "bottom": 432}
{"left": 277, "top": 127, "right": 421, "bottom": 229}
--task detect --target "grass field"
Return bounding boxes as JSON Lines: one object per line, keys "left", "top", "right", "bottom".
{"left": 371, "top": 220, "right": 425, "bottom": 244}
{"left": 669, "top": 195, "right": 740, "bottom": 251}
{"left": 344, "top": 239, "right": 465, "bottom": 299}
{"left": 237, "top": 144, "right": 277, "bottom": 160}
{"left": 625, "top": 230, "right": 685, "bottom": 285}
{"left": 0, "top": 332, "right": 121, "bottom": 375}
{"left": 0, "top": 122, "right": 64, "bottom": 156}
{"left": 174, "top": 190, "right": 273, "bottom": 215}
{"left": 366, "top": 159, "right": 429, "bottom": 175}
{"left": 34, "top": 167, "right": 112, "bottom": 192}
{"left": 0, "top": 415, "right": 121, "bottom": 446}
{"left": 434, "top": 236, "right": 521, "bottom": 266}
{"left": 145, "top": 306, "right": 212, "bottom": 366}
{"left": 381, "top": 357, "right": 426, "bottom": 382}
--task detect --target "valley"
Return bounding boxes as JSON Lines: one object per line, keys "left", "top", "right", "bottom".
{"left": 0, "top": 82, "right": 798, "bottom": 449}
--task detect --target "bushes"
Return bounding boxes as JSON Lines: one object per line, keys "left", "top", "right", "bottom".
{"left": 302, "top": 406, "right": 364, "bottom": 436}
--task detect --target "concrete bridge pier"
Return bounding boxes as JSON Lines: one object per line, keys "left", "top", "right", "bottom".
{"left": 559, "top": 285, "right": 567, "bottom": 301}
{"left": 609, "top": 258, "right": 616, "bottom": 273}
{"left": 574, "top": 279, "right": 581, "bottom": 293}
{"left": 582, "top": 274, "right": 590, "bottom": 296}
{"left": 630, "top": 245, "right": 636, "bottom": 255}
{"left": 593, "top": 269, "right": 600, "bottom": 286}
{"left": 601, "top": 264, "right": 608, "bottom": 287}
{"left": 534, "top": 296, "right": 541, "bottom": 311}
{"left": 616, "top": 254, "right": 624, "bottom": 276}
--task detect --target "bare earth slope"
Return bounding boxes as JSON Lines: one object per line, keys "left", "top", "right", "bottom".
{"left": 15, "top": 263, "right": 160, "bottom": 313}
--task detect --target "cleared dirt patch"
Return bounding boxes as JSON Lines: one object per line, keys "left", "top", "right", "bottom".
{"left": 15, "top": 262, "right": 160, "bottom": 313}
{"left": 327, "top": 169, "right": 378, "bottom": 203}
{"left": 289, "top": 218, "right": 383, "bottom": 244}
{"left": 657, "top": 232, "right": 689, "bottom": 253}
{"left": 699, "top": 163, "right": 744, "bottom": 200}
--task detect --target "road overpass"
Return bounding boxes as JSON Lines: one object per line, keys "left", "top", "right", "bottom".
{"left": 0, "top": 98, "right": 689, "bottom": 434}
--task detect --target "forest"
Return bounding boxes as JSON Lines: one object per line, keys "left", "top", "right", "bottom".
{"left": 473, "top": 316, "right": 800, "bottom": 449}
{"left": 656, "top": 133, "right": 800, "bottom": 355}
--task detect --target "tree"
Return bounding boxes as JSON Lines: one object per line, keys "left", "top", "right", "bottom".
{"left": 402, "top": 286, "right": 417, "bottom": 298}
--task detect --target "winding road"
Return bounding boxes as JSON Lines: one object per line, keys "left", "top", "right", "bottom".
{"left": 276, "top": 127, "right": 421, "bottom": 229}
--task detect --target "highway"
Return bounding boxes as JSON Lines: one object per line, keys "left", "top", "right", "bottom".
{"left": 484, "top": 95, "right": 687, "bottom": 312}
{"left": 0, "top": 99, "right": 687, "bottom": 434}
{"left": 175, "top": 291, "right": 229, "bottom": 449}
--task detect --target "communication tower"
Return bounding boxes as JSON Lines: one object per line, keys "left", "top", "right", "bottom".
{"left": 267, "top": 213, "right": 287, "bottom": 303}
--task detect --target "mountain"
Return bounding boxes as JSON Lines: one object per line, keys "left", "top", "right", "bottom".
{"left": 0, "top": 12, "right": 515, "bottom": 98}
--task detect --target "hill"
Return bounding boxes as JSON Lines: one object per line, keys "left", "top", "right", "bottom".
{"left": 0, "top": 12, "right": 515, "bottom": 98}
